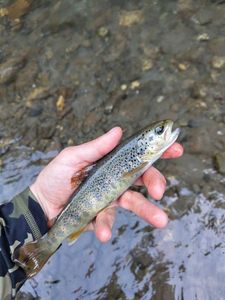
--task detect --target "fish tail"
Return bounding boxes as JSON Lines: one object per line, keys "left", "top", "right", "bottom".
{"left": 13, "top": 236, "right": 57, "bottom": 278}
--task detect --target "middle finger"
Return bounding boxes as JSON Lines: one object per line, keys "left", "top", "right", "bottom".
{"left": 135, "top": 166, "right": 166, "bottom": 200}
{"left": 118, "top": 190, "right": 168, "bottom": 228}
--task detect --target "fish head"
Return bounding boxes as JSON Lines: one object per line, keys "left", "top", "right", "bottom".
{"left": 136, "top": 120, "right": 180, "bottom": 163}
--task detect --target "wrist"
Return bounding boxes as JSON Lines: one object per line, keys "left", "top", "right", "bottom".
{"left": 30, "top": 183, "right": 53, "bottom": 227}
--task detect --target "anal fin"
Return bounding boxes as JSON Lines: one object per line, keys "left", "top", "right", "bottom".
{"left": 67, "top": 228, "right": 84, "bottom": 246}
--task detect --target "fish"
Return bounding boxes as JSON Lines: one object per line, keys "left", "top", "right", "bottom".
{"left": 13, "top": 119, "right": 180, "bottom": 278}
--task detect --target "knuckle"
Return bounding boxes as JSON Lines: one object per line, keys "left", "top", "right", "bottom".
{"left": 119, "top": 190, "right": 135, "bottom": 208}
{"left": 60, "top": 146, "right": 73, "bottom": 155}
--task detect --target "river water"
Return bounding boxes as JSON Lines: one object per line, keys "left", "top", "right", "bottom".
{"left": 1, "top": 0, "right": 225, "bottom": 299}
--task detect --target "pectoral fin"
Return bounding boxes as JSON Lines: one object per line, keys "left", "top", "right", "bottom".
{"left": 122, "top": 162, "right": 148, "bottom": 179}
{"left": 141, "top": 152, "right": 155, "bottom": 162}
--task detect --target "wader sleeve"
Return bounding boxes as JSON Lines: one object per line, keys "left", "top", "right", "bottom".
{"left": 0, "top": 188, "right": 48, "bottom": 299}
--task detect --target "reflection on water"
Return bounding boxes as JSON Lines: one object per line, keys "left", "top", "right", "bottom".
{"left": 0, "top": 148, "right": 57, "bottom": 203}
{"left": 156, "top": 191, "right": 225, "bottom": 300}
{"left": 4, "top": 162, "right": 221, "bottom": 300}
{"left": 19, "top": 188, "right": 225, "bottom": 300}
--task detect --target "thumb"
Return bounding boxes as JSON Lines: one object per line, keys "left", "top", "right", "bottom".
{"left": 62, "top": 127, "right": 123, "bottom": 164}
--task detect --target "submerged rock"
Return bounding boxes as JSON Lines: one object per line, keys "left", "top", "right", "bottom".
{"left": 72, "top": 91, "right": 105, "bottom": 121}
{"left": 0, "top": 55, "right": 26, "bottom": 84}
{"left": 28, "top": 103, "right": 43, "bottom": 117}
{"left": 97, "top": 26, "right": 109, "bottom": 37}
{"left": 195, "top": 7, "right": 213, "bottom": 25}
{"left": 119, "top": 10, "right": 144, "bottom": 27}
{"left": 26, "top": 87, "right": 50, "bottom": 105}
{"left": 56, "top": 95, "right": 65, "bottom": 111}
{"left": 211, "top": 56, "right": 225, "bottom": 69}
{"left": 0, "top": 0, "right": 31, "bottom": 20}
{"left": 209, "top": 37, "right": 225, "bottom": 56}
{"left": 214, "top": 153, "right": 225, "bottom": 175}
{"left": 46, "top": 0, "right": 86, "bottom": 32}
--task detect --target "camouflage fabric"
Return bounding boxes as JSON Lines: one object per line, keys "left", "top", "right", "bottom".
{"left": 0, "top": 188, "right": 48, "bottom": 300}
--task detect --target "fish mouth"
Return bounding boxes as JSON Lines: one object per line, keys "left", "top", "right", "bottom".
{"left": 164, "top": 121, "right": 180, "bottom": 146}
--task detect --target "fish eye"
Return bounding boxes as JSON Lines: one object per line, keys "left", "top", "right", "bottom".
{"left": 155, "top": 125, "right": 164, "bottom": 135}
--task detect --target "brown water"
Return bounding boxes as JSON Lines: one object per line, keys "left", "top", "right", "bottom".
{"left": 1, "top": 0, "right": 225, "bottom": 299}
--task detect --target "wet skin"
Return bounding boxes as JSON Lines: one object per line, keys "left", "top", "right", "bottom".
{"left": 30, "top": 127, "right": 183, "bottom": 242}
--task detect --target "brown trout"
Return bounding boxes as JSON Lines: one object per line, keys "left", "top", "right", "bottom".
{"left": 13, "top": 120, "right": 180, "bottom": 278}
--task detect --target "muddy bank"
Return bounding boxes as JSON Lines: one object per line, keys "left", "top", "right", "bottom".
{"left": 0, "top": 0, "right": 225, "bottom": 299}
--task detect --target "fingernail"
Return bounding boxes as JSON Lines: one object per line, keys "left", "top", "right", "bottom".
{"left": 108, "top": 127, "right": 123, "bottom": 135}
{"left": 152, "top": 213, "right": 168, "bottom": 228}
{"left": 175, "top": 145, "right": 183, "bottom": 156}
{"left": 100, "top": 228, "right": 112, "bottom": 243}
{"left": 108, "top": 127, "right": 116, "bottom": 133}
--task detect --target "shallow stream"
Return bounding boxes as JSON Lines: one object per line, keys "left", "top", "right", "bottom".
{"left": 1, "top": 1, "right": 225, "bottom": 299}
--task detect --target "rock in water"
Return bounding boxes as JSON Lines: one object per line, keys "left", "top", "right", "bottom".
{"left": 214, "top": 153, "right": 225, "bottom": 175}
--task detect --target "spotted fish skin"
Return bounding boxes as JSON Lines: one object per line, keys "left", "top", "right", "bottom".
{"left": 52, "top": 138, "right": 149, "bottom": 240}
{"left": 13, "top": 120, "right": 180, "bottom": 277}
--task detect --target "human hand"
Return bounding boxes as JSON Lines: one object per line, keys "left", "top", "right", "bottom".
{"left": 30, "top": 127, "right": 183, "bottom": 242}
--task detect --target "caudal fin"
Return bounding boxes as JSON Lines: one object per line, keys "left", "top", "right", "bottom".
{"left": 13, "top": 238, "right": 56, "bottom": 278}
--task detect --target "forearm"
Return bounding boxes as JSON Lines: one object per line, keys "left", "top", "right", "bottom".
{"left": 0, "top": 188, "right": 48, "bottom": 299}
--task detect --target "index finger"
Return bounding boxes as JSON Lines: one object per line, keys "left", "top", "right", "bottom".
{"left": 161, "top": 142, "right": 183, "bottom": 159}
{"left": 134, "top": 142, "right": 183, "bottom": 188}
